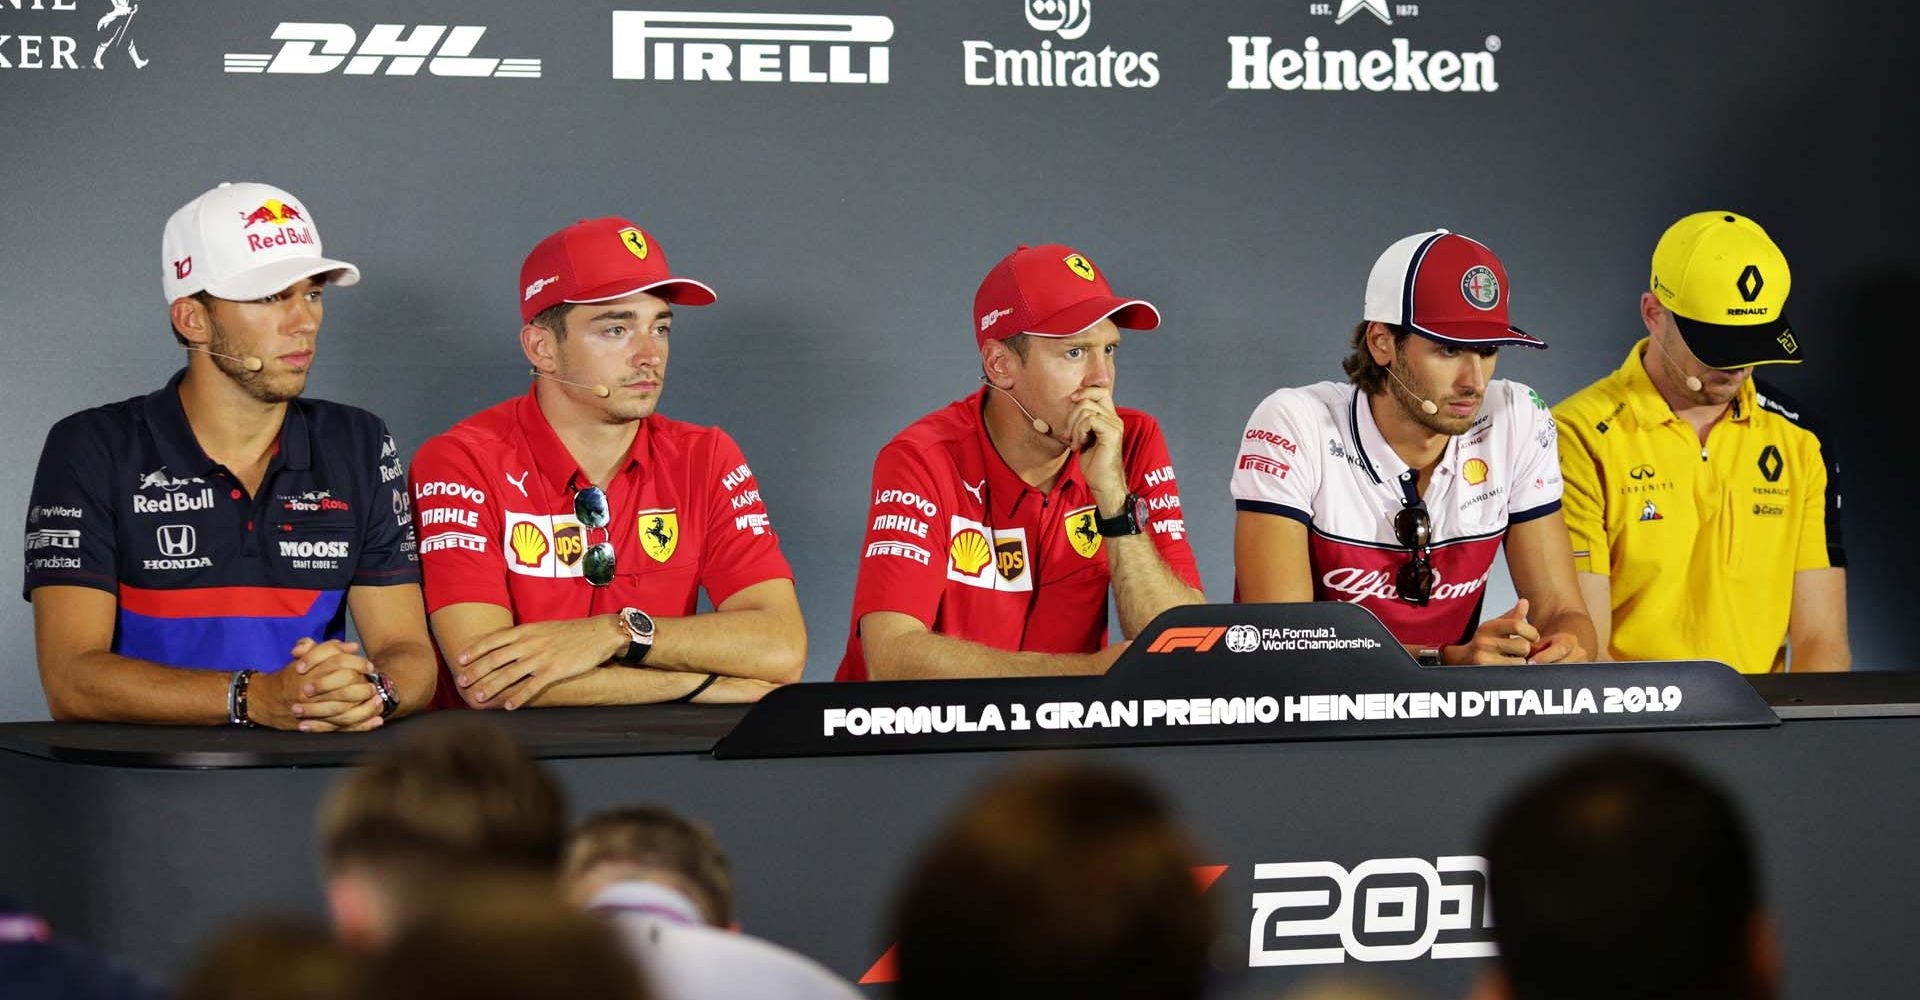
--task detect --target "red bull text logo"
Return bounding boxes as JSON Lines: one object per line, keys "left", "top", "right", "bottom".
{"left": 238, "top": 200, "right": 316, "bottom": 252}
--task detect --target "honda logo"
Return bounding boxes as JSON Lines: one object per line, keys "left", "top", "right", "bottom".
{"left": 156, "top": 524, "right": 197, "bottom": 557}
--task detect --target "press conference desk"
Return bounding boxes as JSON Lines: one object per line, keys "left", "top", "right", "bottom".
{"left": 1, "top": 672, "right": 1916, "bottom": 997}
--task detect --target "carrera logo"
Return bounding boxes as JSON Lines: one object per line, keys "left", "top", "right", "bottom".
{"left": 1250, "top": 856, "right": 1494, "bottom": 967}
{"left": 612, "top": 10, "right": 892, "bottom": 84}
{"left": 1244, "top": 427, "right": 1298, "bottom": 453}
{"left": 225, "top": 23, "right": 541, "bottom": 78}
{"left": 1146, "top": 626, "right": 1226, "bottom": 653}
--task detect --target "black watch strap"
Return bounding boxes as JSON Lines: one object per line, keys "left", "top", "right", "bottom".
{"left": 1094, "top": 493, "right": 1146, "bottom": 537}
{"left": 674, "top": 674, "right": 719, "bottom": 703}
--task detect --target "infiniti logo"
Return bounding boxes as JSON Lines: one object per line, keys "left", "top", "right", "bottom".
{"left": 1628, "top": 464, "right": 1656, "bottom": 480}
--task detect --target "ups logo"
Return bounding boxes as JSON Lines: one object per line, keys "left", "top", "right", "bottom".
{"left": 995, "top": 537, "right": 1028, "bottom": 583}
{"left": 554, "top": 524, "right": 584, "bottom": 567}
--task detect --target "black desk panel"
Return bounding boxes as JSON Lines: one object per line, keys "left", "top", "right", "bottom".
{"left": 2, "top": 677, "right": 1917, "bottom": 997}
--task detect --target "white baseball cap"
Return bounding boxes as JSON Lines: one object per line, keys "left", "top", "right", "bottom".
{"left": 161, "top": 181, "right": 360, "bottom": 305}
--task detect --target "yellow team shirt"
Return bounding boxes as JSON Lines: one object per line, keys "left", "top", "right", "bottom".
{"left": 1554, "top": 340, "right": 1841, "bottom": 673}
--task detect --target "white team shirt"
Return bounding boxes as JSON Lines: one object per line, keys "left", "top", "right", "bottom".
{"left": 1230, "top": 379, "right": 1563, "bottom": 646}
{"left": 588, "top": 882, "right": 864, "bottom": 1000}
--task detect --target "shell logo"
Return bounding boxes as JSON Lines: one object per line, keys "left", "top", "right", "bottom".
{"left": 1462, "top": 458, "right": 1490, "bottom": 486}
{"left": 949, "top": 528, "right": 992, "bottom": 577}
{"left": 510, "top": 521, "right": 550, "bottom": 567}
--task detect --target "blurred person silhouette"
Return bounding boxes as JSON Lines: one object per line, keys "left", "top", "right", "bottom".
{"left": 562, "top": 804, "right": 862, "bottom": 1000}
{"left": 890, "top": 761, "right": 1215, "bottom": 1000}
{"left": 1474, "top": 747, "right": 1778, "bottom": 1000}
{"left": 0, "top": 894, "right": 163, "bottom": 1000}
{"left": 176, "top": 916, "right": 358, "bottom": 1000}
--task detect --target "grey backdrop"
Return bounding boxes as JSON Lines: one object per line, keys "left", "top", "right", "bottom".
{"left": 2, "top": 1, "right": 1913, "bottom": 720}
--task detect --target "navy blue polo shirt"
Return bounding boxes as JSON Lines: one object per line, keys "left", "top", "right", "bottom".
{"left": 22, "top": 369, "right": 419, "bottom": 673}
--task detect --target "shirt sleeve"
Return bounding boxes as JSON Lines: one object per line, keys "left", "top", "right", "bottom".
{"left": 1507, "top": 382, "right": 1564, "bottom": 523}
{"left": 698, "top": 430, "right": 794, "bottom": 607}
{"left": 1795, "top": 433, "right": 1839, "bottom": 572}
{"left": 1229, "top": 389, "right": 1317, "bottom": 524}
{"left": 1552, "top": 398, "right": 1609, "bottom": 576}
{"left": 1123, "top": 414, "right": 1202, "bottom": 590}
{"left": 22, "top": 414, "right": 120, "bottom": 600}
{"left": 353, "top": 422, "right": 422, "bottom": 587}
{"left": 848, "top": 441, "right": 949, "bottom": 630}
{"left": 409, "top": 435, "right": 508, "bottom": 614}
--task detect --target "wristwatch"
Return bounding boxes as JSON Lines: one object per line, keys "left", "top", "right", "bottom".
{"left": 1416, "top": 647, "right": 1445, "bottom": 667}
{"left": 369, "top": 671, "right": 400, "bottom": 718}
{"left": 613, "top": 607, "right": 655, "bottom": 664}
{"left": 1095, "top": 493, "right": 1149, "bottom": 537}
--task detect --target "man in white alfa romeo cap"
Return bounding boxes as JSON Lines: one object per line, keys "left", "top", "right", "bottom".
{"left": 23, "top": 181, "right": 435, "bottom": 730}
{"left": 1231, "top": 229, "right": 1595, "bottom": 667}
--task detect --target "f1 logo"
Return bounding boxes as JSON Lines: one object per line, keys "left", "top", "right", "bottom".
{"left": 156, "top": 524, "right": 197, "bottom": 557}
{"left": 1250, "top": 856, "right": 1495, "bottom": 967}
{"left": 1146, "top": 626, "right": 1226, "bottom": 653}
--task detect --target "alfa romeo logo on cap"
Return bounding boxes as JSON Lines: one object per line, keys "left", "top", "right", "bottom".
{"left": 619, "top": 227, "right": 649, "bottom": 260}
{"left": 1461, "top": 265, "right": 1501, "bottom": 311}
{"left": 1063, "top": 253, "right": 1096, "bottom": 282}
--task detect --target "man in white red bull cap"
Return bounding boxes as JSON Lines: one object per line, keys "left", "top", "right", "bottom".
{"left": 838, "top": 243, "right": 1204, "bottom": 681}
{"left": 1230, "top": 230, "right": 1595, "bottom": 666}
{"left": 410, "top": 217, "right": 803, "bottom": 709}
{"left": 24, "top": 181, "right": 435, "bottom": 730}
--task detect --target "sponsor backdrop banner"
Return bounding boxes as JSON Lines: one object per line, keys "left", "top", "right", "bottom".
{"left": 0, "top": 1, "right": 1911, "bottom": 719}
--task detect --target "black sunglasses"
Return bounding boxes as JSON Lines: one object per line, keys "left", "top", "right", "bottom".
{"left": 1392, "top": 502, "right": 1433, "bottom": 607}
{"left": 573, "top": 485, "right": 616, "bottom": 587}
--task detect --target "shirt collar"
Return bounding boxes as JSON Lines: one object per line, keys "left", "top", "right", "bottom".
{"left": 1349, "top": 384, "right": 1454, "bottom": 497}
{"left": 971, "top": 388, "right": 1083, "bottom": 520}
{"left": 144, "top": 367, "right": 310, "bottom": 475}
{"left": 586, "top": 881, "right": 703, "bottom": 927}
{"left": 517, "top": 382, "right": 650, "bottom": 497}
{"left": 1621, "top": 338, "right": 1754, "bottom": 427}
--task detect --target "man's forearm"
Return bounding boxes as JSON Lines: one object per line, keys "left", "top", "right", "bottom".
{"left": 361, "top": 638, "right": 438, "bottom": 718}
{"left": 1791, "top": 635, "right": 1852, "bottom": 672}
{"left": 1540, "top": 607, "right": 1598, "bottom": 661}
{"left": 645, "top": 607, "right": 805, "bottom": 683}
{"left": 520, "top": 664, "right": 719, "bottom": 707}
{"left": 43, "top": 652, "right": 236, "bottom": 725}
{"left": 867, "top": 627, "right": 1109, "bottom": 680}
{"left": 1106, "top": 534, "right": 1205, "bottom": 638}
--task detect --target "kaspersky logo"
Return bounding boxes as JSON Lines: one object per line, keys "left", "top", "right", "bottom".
{"left": 1229, "top": 3, "right": 1501, "bottom": 94}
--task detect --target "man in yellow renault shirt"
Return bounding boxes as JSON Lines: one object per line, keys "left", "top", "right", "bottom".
{"left": 1554, "top": 211, "right": 1848, "bottom": 672}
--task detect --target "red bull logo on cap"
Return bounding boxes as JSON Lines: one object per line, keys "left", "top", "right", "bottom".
{"left": 238, "top": 199, "right": 316, "bottom": 253}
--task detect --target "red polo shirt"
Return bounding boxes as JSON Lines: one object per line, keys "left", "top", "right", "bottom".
{"left": 410, "top": 385, "right": 792, "bottom": 706}
{"left": 837, "top": 389, "right": 1200, "bottom": 681}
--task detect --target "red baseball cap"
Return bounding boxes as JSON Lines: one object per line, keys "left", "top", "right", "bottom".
{"left": 518, "top": 217, "right": 716, "bottom": 323}
{"left": 972, "top": 243, "right": 1161, "bottom": 348}
{"left": 1363, "top": 230, "right": 1544, "bottom": 348}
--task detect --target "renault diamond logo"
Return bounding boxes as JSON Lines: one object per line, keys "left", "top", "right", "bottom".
{"left": 1736, "top": 264, "right": 1764, "bottom": 303}
{"left": 157, "top": 524, "right": 198, "bottom": 557}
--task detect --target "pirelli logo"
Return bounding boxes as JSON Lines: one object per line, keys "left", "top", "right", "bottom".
{"left": 1146, "top": 626, "right": 1227, "bottom": 654}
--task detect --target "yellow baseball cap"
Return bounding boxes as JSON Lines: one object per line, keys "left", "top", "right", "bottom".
{"left": 1650, "top": 211, "right": 1801, "bottom": 368}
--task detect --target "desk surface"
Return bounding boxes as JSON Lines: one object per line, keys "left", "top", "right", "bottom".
{"left": 0, "top": 672, "right": 1914, "bottom": 769}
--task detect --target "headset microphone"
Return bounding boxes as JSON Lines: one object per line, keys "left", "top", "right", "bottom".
{"left": 187, "top": 346, "right": 264, "bottom": 372}
{"left": 1653, "top": 341, "right": 1705, "bottom": 394}
{"left": 530, "top": 368, "right": 610, "bottom": 398}
{"left": 1385, "top": 364, "right": 1440, "bottom": 415}
{"left": 979, "top": 375, "right": 1051, "bottom": 436}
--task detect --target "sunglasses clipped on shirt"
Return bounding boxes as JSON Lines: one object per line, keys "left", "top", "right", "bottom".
{"left": 1392, "top": 501, "right": 1434, "bottom": 607}
{"left": 573, "top": 485, "right": 617, "bottom": 587}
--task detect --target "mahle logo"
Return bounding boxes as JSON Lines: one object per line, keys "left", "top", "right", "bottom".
{"left": 1229, "top": 2, "right": 1500, "bottom": 94}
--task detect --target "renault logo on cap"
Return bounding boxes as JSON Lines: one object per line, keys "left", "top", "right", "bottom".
{"left": 1736, "top": 264, "right": 1764, "bottom": 303}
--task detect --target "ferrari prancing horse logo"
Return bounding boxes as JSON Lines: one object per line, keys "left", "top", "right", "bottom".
{"left": 619, "top": 227, "right": 649, "bottom": 261}
{"left": 1063, "top": 254, "right": 1096, "bottom": 282}
{"left": 1064, "top": 505, "right": 1102, "bottom": 558}
{"left": 638, "top": 508, "right": 677, "bottom": 562}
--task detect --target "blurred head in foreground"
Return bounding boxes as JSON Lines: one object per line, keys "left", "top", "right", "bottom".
{"left": 891, "top": 762, "right": 1215, "bottom": 1000}
{"left": 1479, "top": 747, "right": 1777, "bottom": 1000}
{"left": 317, "top": 716, "right": 567, "bottom": 946}
{"left": 177, "top": 917, "right": 358, "bottom": 1000}
{"left": 562, "top": 805, "right": 735, "bottom": 926}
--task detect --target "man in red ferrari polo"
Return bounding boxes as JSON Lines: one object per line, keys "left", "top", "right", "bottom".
{"left": 837, "top": 244, "right": 1205, "bottom": 681}
{"left": 410, "top": 218, "right": 804, "bottom": 709}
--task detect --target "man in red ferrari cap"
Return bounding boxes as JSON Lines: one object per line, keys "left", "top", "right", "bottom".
{"left": 1231, "top": 230, "right": 1595, "bottom": 667}
{"left": 410, "top": 218, "right": 804, "bottom": 709}
{"left": 837, "top": 244, "right": 1205, "bottom": 681}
